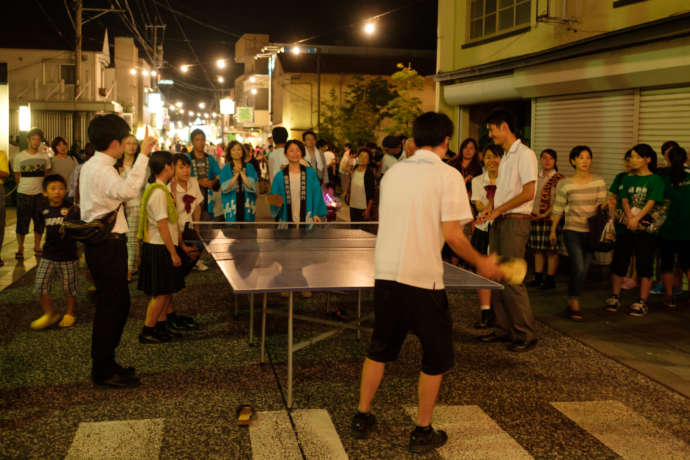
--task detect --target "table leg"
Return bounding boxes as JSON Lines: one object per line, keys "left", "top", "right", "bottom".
{"left": 234, "top": 294, "right": 239, "bottom": 319}
{"left": 288, "top": 291, "right": 294, "bottom": 409}
{"left": 261, "top": 293, "right": 267, "bottom": 363}
{"left": 249, "top": 293, "right": 254, "bottom": 345}
{"left": 357, "top": 289, "right": 362, "bottom": 341}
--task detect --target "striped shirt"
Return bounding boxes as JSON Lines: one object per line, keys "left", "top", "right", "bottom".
{"left": 552, "top": 175, "right": 607, "bottom": 232}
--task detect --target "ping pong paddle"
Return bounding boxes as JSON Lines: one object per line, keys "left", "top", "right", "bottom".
{"left": 498, "top": 257, "right": 527, "bottom": 285}
{"left": 267, "top": 194, "right": 284, "bottom": 207}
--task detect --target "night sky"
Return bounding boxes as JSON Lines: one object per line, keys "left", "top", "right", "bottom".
{"left": 2, "top": 0, "right": 438, "bottom": 107}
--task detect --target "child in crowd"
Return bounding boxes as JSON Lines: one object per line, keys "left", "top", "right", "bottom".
{"left": 471, "top": 144, "right": 502, "bottom": 328}
{"left": 30, "top": 175, "right": 78, "bottom": 330}
{"left": 137, "top": 151, "right": 199, "bottom": 343}
{"left": 220, "top": 141, "right": 258, "bottom": 222}
{"left": 550, "top": 146, "right": 607, "bottom": 321}
{"left": 527, "top": 149, "right": 564, "bottom": 290}
{"left": 607, "top": 144, "right": 665, "bottom": 317}
{"left": 658, "top": 146, "right": 690, "bottom": 310}
{"left": 116, "top": 135, "right": 144, "bottom": 282}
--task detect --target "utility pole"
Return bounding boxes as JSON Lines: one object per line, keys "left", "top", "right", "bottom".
{"left": 75, "top": 0, "right": 82, "bottom": 101}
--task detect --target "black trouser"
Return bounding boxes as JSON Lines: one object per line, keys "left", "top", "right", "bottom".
{"left": 350, "top": 208, "right": 366, "bottom": 222}
{"left": 85, "top": 236, "right": 130, "bottom": 379}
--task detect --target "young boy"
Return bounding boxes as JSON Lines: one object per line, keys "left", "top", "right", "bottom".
{"left": 30, "top": 175, "right": 78, "bottom": 330}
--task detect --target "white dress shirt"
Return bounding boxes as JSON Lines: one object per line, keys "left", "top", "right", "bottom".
{"left": 493, "top": 139, "right": 538, "bottom": 215}
{"left": 471, "top": 172, "right": 492, "bottom": 232}
{"left": 145, "top": 179, "right": 180, "bottom": 246}
{"left": 79, "top": 151, "right": 149, "bottom": 234}
{"left": 375, "top": 149, "right": 473, "bottom": 290}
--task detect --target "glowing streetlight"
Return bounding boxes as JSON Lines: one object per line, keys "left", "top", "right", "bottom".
{"left": 180, "top": 64, "right": 190, "bottom": 73}
{"left": 204, "top": 113, "right": 210, "bottom": 118}
{"left": 364, "top": 22, "right": 376, "bottom": 35}
{"left": 129, "top": 68, "right": 137, "bottom": 76}
{"left": 217, "top": 76, "right": 225, "bottom": 83}
{"left": 216, "top": 59, "right": 226, "bottom": 69}
{"left": 291, "top": 46, "right": 301, "bottom": 55}
{"left": 212, "top": 112, "right": 218, "bottom": 117}
{"left": 249, "top": 76, "right": 256, "bottom": 83}
{"left": 142, "top": 69, "right": 150, "bottom": 77}
{"left": 250, "top": 88, "right": 258, "bottom": 95}
{"left": 188, "top": 110, "right": 194, "bottom": 116}
{"left": 169, "top": 105, "right": 175, "bottom": 111}
{"left": 198, "top": 102, "right": 206, "bottom": 109}
{"left": 175, "top": 101, "right": 183, "bottom": 108}
{"left": 151, "top": 70, "right": 157, "bottom": 76}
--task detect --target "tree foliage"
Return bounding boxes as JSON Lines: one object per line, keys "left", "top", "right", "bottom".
{"left": 383, "top": 63, "right": 425, "bottom": 137}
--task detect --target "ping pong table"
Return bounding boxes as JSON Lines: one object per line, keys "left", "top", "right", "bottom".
{"left": 198, "top": 224, "right": 502, "bottom": 408}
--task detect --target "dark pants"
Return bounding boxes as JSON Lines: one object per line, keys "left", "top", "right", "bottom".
{"left": 490, "top": 218, "right": 536, "bottom": 342}
{"left": 16, "top": 192, "right": 46, "bottom": 235}
{"left": 85, "top": 236, "right": 130, "bottom": 379}
{"left": 0, "top": 190, "right": 5, "bottom": 256}
{"left": 350, "top": 208, "right": 366, "bottom": 222}
{"left": 611, "top": 231, "right": 656, "bottom": 278}
{"left": 563, "top": 230, "right": 594, "bottom": 298}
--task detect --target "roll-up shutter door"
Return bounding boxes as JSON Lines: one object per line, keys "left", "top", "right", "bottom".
{"left": 532, "top": 90, "right": 635, "bottom": 185}
{"left": 638, "top": 86, "right": 690, "bottom": 153}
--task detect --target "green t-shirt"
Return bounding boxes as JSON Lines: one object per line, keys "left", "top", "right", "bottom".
{"left": 660, "top": 172, "right": 690, "bottom": 241}
{"left": 618, "top": 174, "right": 665, "bottom": 234}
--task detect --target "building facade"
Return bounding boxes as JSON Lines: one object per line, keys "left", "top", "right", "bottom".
{"left": 437, "top": 0, "right": 690, "bottom": 182}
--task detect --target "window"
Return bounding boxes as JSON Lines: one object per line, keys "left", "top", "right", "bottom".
{"left": 60, "top": 64, "right": 76, "bottom": 84}
{"left": 469, "top": 0, "right": 531, "bottom": 41}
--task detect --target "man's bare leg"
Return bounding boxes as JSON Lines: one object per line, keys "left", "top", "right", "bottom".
{"left": 358, "top": 358, "right": 385, "bottom": 413}
{"left": 417, "top": 372, "right": 442, "bottom": 426}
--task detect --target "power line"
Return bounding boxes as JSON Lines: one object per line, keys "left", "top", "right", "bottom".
{"left": 152, "top": 0, "right": 242, "bottom": 38}
{"left": 35, "top": 0, "right": 73, "bottom": 48}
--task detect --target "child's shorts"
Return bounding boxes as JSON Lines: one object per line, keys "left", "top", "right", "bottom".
{"left": 34, "top": 258, "right": 79, "bottom": 296}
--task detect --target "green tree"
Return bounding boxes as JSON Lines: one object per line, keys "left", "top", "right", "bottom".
{"left": 383, "top": 63, "right": 425, "bottom": 137}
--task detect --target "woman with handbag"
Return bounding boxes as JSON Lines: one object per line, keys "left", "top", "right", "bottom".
{"left": 606, "top": 144, "right": 665, "bottom": 317}
{"left": 550, "top": 146, "right": 607, "bottom": 321}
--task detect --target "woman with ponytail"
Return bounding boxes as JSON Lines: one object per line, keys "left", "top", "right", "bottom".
{"left": 658, "top": 146, "right": 690, "bottom": 310}
{"left": 137, "top": 151, "right": 199, "bottom": 344}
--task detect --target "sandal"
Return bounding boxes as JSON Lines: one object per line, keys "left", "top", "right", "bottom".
{"left": 236, "top": 404, "right": 254, "bottom": 426}
{"left": 566, "top": 306, "right": 583, "bottom": 321}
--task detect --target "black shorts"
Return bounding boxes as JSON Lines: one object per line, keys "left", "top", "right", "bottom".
{"left": 611, "top": 231, "right": 656, "bottom": 278}
{"left": 368, "top": 279, "right": 454, "bottom": 375}
{"left": 16, "top": 193, "right": 46, "bottom": 235}
{"left": 658, "top": 237, "right": 690, "bottom": 273}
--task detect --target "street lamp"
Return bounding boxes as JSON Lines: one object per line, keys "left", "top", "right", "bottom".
{"left": 180, "top": 64, "right": 190, "bottom": 73}
{"left": 217, "top": 76, "right": 225, "bottom": 84}
{"left": 364, "top": 22, "right": 376, "bottom": 35}
{"left": 249, "top": 76, "right": 256, "bottom": 83}
{"left": 175, "top": 101, "right": 183, "bottom": 108}
{"left": 250, "top": 88, "right": 258, "bottom": 95}
{"left": 216, "top": 59, "right": 226, "bottom": 69}
{"left": 151, "top": 70, "right": 157, "bottom": 76}
{"left": 142, "top": 69, "right": 150, "bottom": 77}
{"left": 291, "top": 46, "right": 301, "bottom": 55}
{"left": 129, "top": 68, "right": 137, "bottom": 76}
{"left": 188, "top": 110, "right": 194, "bottom": 116}
{"left": 199, "top": 102, "right": 206, "bottom": 109}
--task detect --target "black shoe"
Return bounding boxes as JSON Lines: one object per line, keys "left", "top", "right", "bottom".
{"left": 139, "top": 327, "right": 172, "bottom": 344}
{"left": 474, "top": 309, "right": 494, "bottom": 329}
{"left": 164, "top": 322, "right": 184, "bottom": 338}
{"left": 351, "top": 411, "right": 376, "bottom": 439}
{"left": 540, "top": 276, "right": 556, "bottom": 290}
{"left": 409, "top": 426, "right": 448, "bottom": 453}
{"left": 113, "top": 362, "right": 136, "bottom": 377}
{"left": 93, "top": 372, "right": 141, "bottom": 389}
{"left": 478, "top": 332, "right": 511, "bottom": 343}
{"left": 526, "top": 273, "right": 543, "bottom": 288}
{"left": 507, "top": 339, "right": 538, "bottom": 352}
{"left": 176, "top": 314, "right": 199, "bottom": 330}
{"left": 167, "top": 316, "right": 188, "bottom": 331}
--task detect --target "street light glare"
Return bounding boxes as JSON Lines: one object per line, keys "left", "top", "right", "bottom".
{"left": 217, "top": 76, "right": 225, "bottom": 83}
{"left": 216, "top": 59, "right": 226, "bottom": 69}
{"left": 364, "top": 22, "right": 376, "bottom": 35}
{"left": 250, "top": 88, "right": 258, "bottom": 95}
{"left": 142, "top": 69, "right": 150, "bottom": 77}
{"left": 180, "top": 64, "right": 189, "bottom": 73}
{"left": 188, "top": 110, "right": 194, "bottom": 116}
{"left": 249, "top": 76, "right": 256, "bottom": 83}
{"left": 291, "top": 46, "right": 301, "bottom": 55}
{"left": 129, "top": 68, "right": 137, "bottom": 76}
{"left": 175, "top": 101, "right": 183, "bottom": 108}
{"left": 199, "top": 102, "right": 206, "bottom": 109}
{"left": 151, "top": 70, "right": 157, "bottom": 76}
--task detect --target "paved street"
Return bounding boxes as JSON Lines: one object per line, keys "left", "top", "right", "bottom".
{"left": 1, "top": 237, "right": 689, "bottom": 458}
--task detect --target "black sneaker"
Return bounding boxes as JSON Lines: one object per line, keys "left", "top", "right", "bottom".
{"left": 474, "top": 309, "right": 494, "bottom": 329}
{"left": 409, "top": 426, "right": 448, "bottom": 453}
{"left": 540, "top": 276, "right": 556, "bottom": 290}
{"left": 139, "top": 327, "right": 172, "bottom": 344}
{"left": 163, "top": 322, "right": 184, "bottom": 338}
{"left": 351, "top": 411, "right": 376, "bottom": 439}
{"left": 167, "top": 317, "right": 187, "bottom": 331}
{"left": 176, "top": 314, "right": 199, "bottom": 330}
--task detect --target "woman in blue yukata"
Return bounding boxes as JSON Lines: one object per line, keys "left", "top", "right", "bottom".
{"left": 220, "top": 141, "right": 258, "bottom": 222}
{"left": 270, "top": 139, "right": 328, "bottom": 223}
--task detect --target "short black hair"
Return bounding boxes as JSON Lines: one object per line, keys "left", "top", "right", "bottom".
{"left": 382, "top": 135, "right": 402, "bottom": 149}
{"left": 413, "top": 112, "right": 454, "bottom": 148}
{"left": 190, "top": 129, "right": 205, "bottom": 142}
{"left": 51, "top": 136, "right": 67, "bottom": 153}
{"left": 541, "top": 148, "right": 557, "bottom": 161}
{"left": 87, "top": 114, "right": 131, "bottom": 151}
{"left": 272, "top": 127, "right": 288, "bottom": 144}
{"left": 661, "top": 140, "right": 679, "bottom": 154}
{"left": 316, "top": 139, "right": 329, "bottom": 150}
{"left": 42, "top": 174, "right": 66, "bottom": 190}
{"left": 148, "top": 151, "right": 174, "bottom": 183}
{"left": 483, "top": 144, "right": 504, "bottom": 158}
{"left": 302, "top": 130, "right": 317, "bottom": 141}
{"left": 27, "top": 128, "right": 44, "bottom": 139}
{"left": 173, "top": 153, "right": 191, "bottom": 167}
{"left": 485, "top": 110, "right": 516, "bottom": 134}
{"left": 285, "top": 139, "right": 306, "bottom": 157}
{"left": 630, "top": 143, "right": 658, "bottom": 173}
{"left": 569, "top": 145, "right": 592, "bottom": 169}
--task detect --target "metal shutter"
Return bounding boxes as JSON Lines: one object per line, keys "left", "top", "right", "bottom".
{"left": 532, "top": 90, "right": 635, "bottom": 185}
{"left": 638, "top": 86, "right": 690, "bottom": 153}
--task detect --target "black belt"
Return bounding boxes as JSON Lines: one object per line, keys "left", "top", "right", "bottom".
{"left": 107, "top": 233, "right": 127, "bottom": 240}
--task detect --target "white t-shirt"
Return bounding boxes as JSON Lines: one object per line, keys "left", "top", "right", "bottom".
{"left": 170, "top": 177, "right": 204, "bottom": 229}
{"left": 494, "top": 139, "right": 538, "bottom": 215}
{"left": 350, "top": 170, "right": 367, "bottom": 210}
{"left": 381, "top": 154, "right": 399, "bottom": 175}
{"left": 375, "top": 150, "right": 473, "bottom": 290}
{"left": 323, "top": 150, "right": 336, "bottom": 167}
{"left": 146, "top": 181, "right": 180, "bottom": 246}
{"left": 11, "top": 150, "right": 51, "bottom": 195}
{"left": 471, "top": 172, "right": 491, "bottom": 232}
{"left": 289, "top": 171, "right": 301, "bottom": 222}
{"left": 268, "top": 147, "right": 288, "bottom": 186}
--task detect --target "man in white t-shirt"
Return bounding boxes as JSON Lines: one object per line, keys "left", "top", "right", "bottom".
{"left": 268, "top": 127, "right": 288, "bottom": 188}
{"left": 11, "top": 128, "right": 51, "bottom": 260}
{"left": 351, "top": 112, "right": 502, "bottom": 453}
{"left": 476, "top": 110, "right": 539, "bottom": 352}
{"left": 380, "top": 134, "right": 403, "bottom": 176}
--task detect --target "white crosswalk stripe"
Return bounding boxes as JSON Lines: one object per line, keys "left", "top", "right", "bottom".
{"left": 406, "top": 405, "right": 533, "bottom": 460}
{"left": 65, "top": 418, "right": 164, "bottom": 460}
{"left": 552, "top": 400, "right": 689, "bottom": 460}
{"left": 249, "top": 409, "right": 347, "bottom": 460}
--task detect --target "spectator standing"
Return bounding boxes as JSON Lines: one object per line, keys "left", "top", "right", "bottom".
{"left": 451, "top": 138, "right": 483, "bottom": 197}
{"left": 526, "top": 149, "right": 564, "bottom": 290}
{"left": 170, "top": 154, "right": 207, "bottom": 272}
{"left": 11, "top": 128, "right": 51, "bottom": 260}
{"left": 187, "top": 129, "right": 221, "bottom": 221}
{"left": 220, "top": 141, "right": 258, "bottom": 222}
{"left": 268, "top": 127, "right": 288, "bottom": 188}
{"left": 319, "top": 140, "right": 337, "bottom": 187}
{"left": 550, "top": 146, "right": 607, "bottom": 320}
{"left": 339, "top": 143, "right": 355, "bottom": 195}
{"left": 380, "top": 135, "right": 403, "bottom": 176}
{"left": 115, "top": 135, "right": 144, "bottom": 282}
{"left": 50, "top": 137, "right": 78, "bottom": 190}
{"left": 303, "top": 131, "right": 327, "bottom": 185}
{"left": 477, "top": 110, "right": 539, "bottom": 352}
{"left": 0, "top": 148, "right": 9, "bottom": 266}
{"left": 607, "top": 144, "right": 664, "bottom": 317}
{"left": 347, "top": 147, "right": 376, "bottom": 222}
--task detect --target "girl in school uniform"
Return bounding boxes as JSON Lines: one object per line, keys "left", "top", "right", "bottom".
{"left": 137, "top": 151, "right": 199, "bottom": 344}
